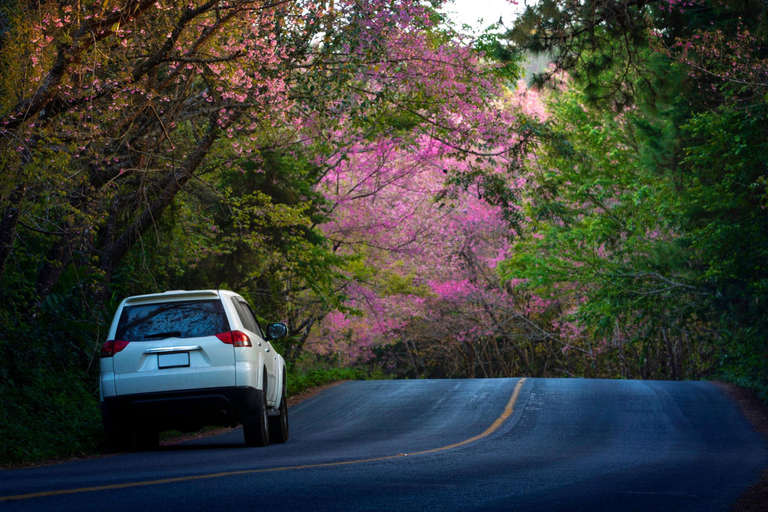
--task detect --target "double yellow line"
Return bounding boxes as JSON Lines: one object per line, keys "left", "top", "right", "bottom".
{"left": 1, "top": 378, "right": 527, "bottom": 502}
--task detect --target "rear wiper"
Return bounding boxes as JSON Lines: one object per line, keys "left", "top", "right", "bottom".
{"left": 143, "top": 331, "right": 182, "bottom": 340}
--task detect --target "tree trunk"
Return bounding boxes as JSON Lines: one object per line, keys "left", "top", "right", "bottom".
{"left": 0, "top": 185, "right": 26, "bottom": 281}
{"left": 95, "top": 109, "right": 228, "bottom": 304}
{"left": 34, "top": 237, "right": 72, "bottom": 301}
{"left": 287, "top": 316, "right": 316, "bottom": 365}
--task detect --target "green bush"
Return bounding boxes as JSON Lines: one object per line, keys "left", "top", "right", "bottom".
{"left": 716, "top": 331, "right": 768, "bottom": 403}
{"left": 287, "top": 367, "right": 365, "bottom": 397}
{"left": 0, "top": 373, "right": 102, "bottom": 467}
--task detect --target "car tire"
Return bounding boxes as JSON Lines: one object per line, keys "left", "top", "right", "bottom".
{"left": 268, "top": 377, "right": 289, "bottom": 444}
{"left": 133, "top": 428, "right": 160, "bottom": 451}
{"left": 243, "top": 383, "right": 269, "bottom": 447}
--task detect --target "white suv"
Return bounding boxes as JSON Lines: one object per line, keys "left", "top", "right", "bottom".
{"left": 99, "top": 290, "right": 289, "bottom": 450}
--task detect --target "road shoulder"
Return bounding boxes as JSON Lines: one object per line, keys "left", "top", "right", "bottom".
{"left": 716, "top": 382, "right": 768, "bottom": 512}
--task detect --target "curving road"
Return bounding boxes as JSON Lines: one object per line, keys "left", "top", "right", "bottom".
{"left": 1, "top": 378, "right": 766, "bottom": 511}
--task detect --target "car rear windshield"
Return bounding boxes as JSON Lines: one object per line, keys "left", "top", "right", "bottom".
{"left": 115, "top": 299, "right": 229, "bottom": 341}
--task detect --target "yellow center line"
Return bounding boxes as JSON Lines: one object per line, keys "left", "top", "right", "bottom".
{"left": 1, "top": 378, "right": 527, "bottom": 502}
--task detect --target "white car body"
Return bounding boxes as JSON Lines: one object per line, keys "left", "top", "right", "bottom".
{"left": 99, "top": 290, "right": 289, "bottom": 449}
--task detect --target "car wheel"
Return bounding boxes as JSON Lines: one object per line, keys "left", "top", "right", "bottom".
{"left": 243, "top": 384, "right": 269, "bottom": 447}
{"left": 268, "top": 378, "right": 289, "bottom": 444}
{"left": 133, "top": 428, "right": 159, "bottom": 451}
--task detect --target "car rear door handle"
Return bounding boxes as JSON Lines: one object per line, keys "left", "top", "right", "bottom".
{"left": 143, "top": 346, "right": 202, "bottom": 354}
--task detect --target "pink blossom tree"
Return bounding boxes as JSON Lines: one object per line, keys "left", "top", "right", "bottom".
{"left": 305, "top": 79, "right": 579, "bottom": 377}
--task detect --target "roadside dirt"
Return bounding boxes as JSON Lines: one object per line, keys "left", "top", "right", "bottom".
{"left": 715, "top": 382, "right": 768, "bottom": 512}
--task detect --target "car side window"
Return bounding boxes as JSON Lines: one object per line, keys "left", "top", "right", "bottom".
{"left": 230, "top": 298, "right": 257, "bottom": 333}
{"left": 243, "top": 302, "right": 265, "bottom": 339}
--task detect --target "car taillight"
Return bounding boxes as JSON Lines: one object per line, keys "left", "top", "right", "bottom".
{"left": 100, "top": 340, "right": 130, "bottom": 358}
{"left": 216, "top": 330, "right": 252, "bottom": 347}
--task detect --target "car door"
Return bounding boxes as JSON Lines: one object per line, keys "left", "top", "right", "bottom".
{"left": 231, "top": 298, "right": 277, "bottom": 403}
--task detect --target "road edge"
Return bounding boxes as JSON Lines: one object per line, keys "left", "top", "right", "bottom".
{"left": 715, "top": 381, "right": 768, "bottom": 512}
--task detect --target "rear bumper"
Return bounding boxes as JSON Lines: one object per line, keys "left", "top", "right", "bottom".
{"left": 101, "top": 386, "right": 261, "bottom": 432}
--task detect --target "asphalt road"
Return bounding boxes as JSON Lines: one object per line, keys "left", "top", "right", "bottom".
{"left": 1, "top": 378, "right": 766, "bottom": 511}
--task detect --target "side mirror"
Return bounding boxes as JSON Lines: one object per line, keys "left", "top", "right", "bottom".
{"left": 266, "top": 322, "right": 287, "bottom": 341}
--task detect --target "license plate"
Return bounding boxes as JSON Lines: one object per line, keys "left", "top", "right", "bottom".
{"left": 158, "top": 352, "right": 190, "bottom": 369}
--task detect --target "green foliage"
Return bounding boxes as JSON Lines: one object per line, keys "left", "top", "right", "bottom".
{"left": 380, "top": 267, "right": 432, "bottom": 297}
{"left": 287, "top": 367, "right": 366, "bottom": 397}
{"left": 500, "top": 84, "right": 723, "bottom": 380}
{"left": 0, "top": 370, "right": 102, "bottom": 467}
{"left": 473, "top": 26, "right": 524, "bottom": 84}
{"left": 676, "top": 103, "right": 768, "bottom": 395}
{"left": 498, "top": 0, "right": 768, "bottom": 393}
{"left": 0, "top": 294, "right": 105, "bottom": 466}
{"left": 509, "top": 0, "right": 651, "bottom": 108}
